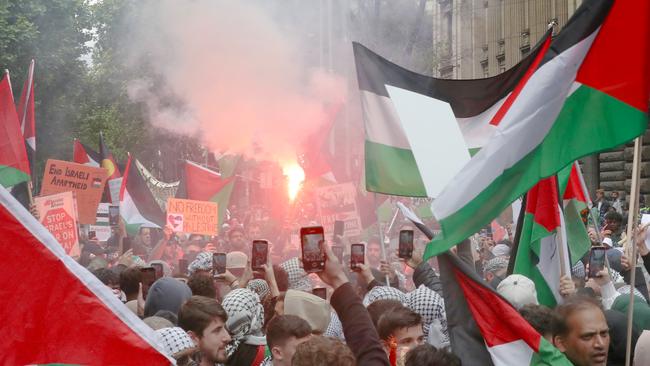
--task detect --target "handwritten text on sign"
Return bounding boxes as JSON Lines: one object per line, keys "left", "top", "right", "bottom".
{"left": 167, "top": 198, "right": 218, "bottom": 235}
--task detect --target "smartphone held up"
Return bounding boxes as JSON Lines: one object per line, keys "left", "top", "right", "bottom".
{"left": 252, "top": 240, "right": 269, "bottom": 271}
{"left": 301, "top": 226, "right": 326, "bottom": 273}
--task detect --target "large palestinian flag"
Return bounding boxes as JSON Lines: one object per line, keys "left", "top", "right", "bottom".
{"left": 354, "top": 27, "right": 552, "bottom": 198}
{"left": 0, "top": 186, "right": 172, "bottom": 364}
{"left": 0, "top": 72, "right": 30, "bottom": 188}
{"left": 513, "top": 176, "right": 572, "bottom": 307}
{"left": 73, "top": 138, "right": 101, "bottom": 167}
{"left": 120, "top": 154, "right": 165, "bottom": 233}
{"left": 425, "top": 0, "right": 649, "bottom": 259}
{"left": 398, "top": 203, "right": 571, "bottom": 366}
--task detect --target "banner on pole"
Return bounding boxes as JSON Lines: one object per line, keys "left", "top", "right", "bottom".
{"left": 316, "top": 182, "right": 362, "bottom": 237}
{"left": 166, "top": 198, "right": 218, "bottom": 235}
{"left": 34, "top": 191, "right": 80, "bottom": 257}
{"left": 40, "top": 159, "right": 108, "bottom": 224}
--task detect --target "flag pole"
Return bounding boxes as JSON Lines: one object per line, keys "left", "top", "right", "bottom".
{"left": 507, "top": 194, "right": 527, "bottom": 275}
{"left": 625, "top": 136, "right": 642, "bottom": 366}
{"left": 374, "top": 193, "right": 395, "bottom": 287}
{"left": 5, "top": 69, "right": 34, "bottom": 207}
{"left": 555, "top": 176, "right": 568, "bottom": 279}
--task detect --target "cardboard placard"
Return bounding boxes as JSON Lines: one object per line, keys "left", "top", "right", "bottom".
{"left": 34, "top": 191, "right": 80, "bottom": 257}
{"left": 40, "top": 159, "right": 108, "bottom": 224}
{"left": 166, "top": 198, "right": 218, "bottom": 235}
{"left": 316, "top": 182, "right": 362, "bottom": 237}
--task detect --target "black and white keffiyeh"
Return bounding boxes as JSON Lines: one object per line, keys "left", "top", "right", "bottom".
{"left": 280, "top": 257, "right": 313, "bottom": 292}
{"left": 247, "top": 279, "right": 270, "bottom": 301}
{"left": 405, "top": 285, "right": 448, "bottom": 343}
{"left": 188, "top": 252, "right": 212, "bottom": 275}
{"left": 155, "top": 326, "right": 195, "bottom": 356}
{"left": 221, "top": 288, "right": 266, "bottom": 357}
{"left": 362, "top": 286, "right": 407, "bottom": 306}
{"left": 324, "top": 311, "right": 345, "bottom": 341}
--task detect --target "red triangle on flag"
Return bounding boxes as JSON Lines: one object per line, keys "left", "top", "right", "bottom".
{"left": 183, "top": 160, "right": 232, "bottom": 201}
{"left": 0, "top": 187, "right": 172, "bottom": 364}
{"left": 525, "top": 176, "right": 561, "bottom": 232}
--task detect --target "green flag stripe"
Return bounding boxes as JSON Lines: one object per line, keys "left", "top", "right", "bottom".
{"left": 0, "top": 165, "right": 30, "bottom": 188}
{"left": 425, "top": 84, "right": 647, "bottom": 259}
{"left": 365, "top": 140, "right": 427, "bottom": 197}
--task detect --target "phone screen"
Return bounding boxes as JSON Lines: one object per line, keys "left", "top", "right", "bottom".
{"left": 109, "top": 206, "right": 119, "bottom": 226}
{"left": 178, "top": 259, "right": 188, "bottom": 275}
{"left": 252, "top": 240, "right": 269, "bottom": 270}
{"left": 313, "top": 287, "right": 327, "bottom": 300}
{"left": 351, "top": 244, "right": 365, "bottom": 269}
{"left": 399, "top": 230, "right": 414, "bottom": 259}
{"left": 589, "top": 247, "right": 607, "bottom": 278}
{"left": 332, "top": 245, "right": 344, "bottom": 263}
{"left": 213, "top": 253, "right": 227, "bottom": 274}
{"left": 151, "top": 263, "right": 164, "bottom": 280}
{"left": 140, "top": 268, "right": 156, "bottom": 300}
{"left": 301, "top": 227, "right": 325, "bottom": 273}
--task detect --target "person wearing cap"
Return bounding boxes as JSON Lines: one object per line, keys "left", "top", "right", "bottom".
{"left": 497, "top": 274, "right": 538, "bottom": 310}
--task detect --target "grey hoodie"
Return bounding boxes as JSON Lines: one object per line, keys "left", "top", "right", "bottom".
{"left": 144, "top": 277, "right": 192, "bottom": 318}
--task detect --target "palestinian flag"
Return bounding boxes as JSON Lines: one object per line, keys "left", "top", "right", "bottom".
{"left": 18, "top": 59, "right": 36, "bottom": 168}
{"left": 513, "top": 176, "right": 572, "bottom": 307}
{"left": 426, "top": 0, "right": 649, "bottom": 259}
{"left": 176, "top": 157, "right": 239, "bottom": 226}
{"left": 353, "top": 27, "right": 552, "bottom": 198}
{"left": 0, "top": 186, "right": 172, "bottom": 364}
{"left": 120, "top": 154, "right": 165, "bottom": 234}
{"left": 397, "top": 203, "right": 571, "bottom": 366}
{"left": 0, "top": 71, "right": 30, "bottom": 188}
{"left": 558, "top": 162, "right": 592, "bottom": 262}
{"left": 10, "top": 61, "right": 37, "bottom": 208}
{"left": 72, "top": 139, "right": 101, "bottom": 167}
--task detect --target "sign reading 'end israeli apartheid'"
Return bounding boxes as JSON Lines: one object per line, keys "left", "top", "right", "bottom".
{"left": 40, "top": 159, "right": 108, "bottom": 224}
{"left": 167, "top": 198, "right": 219, "bottom": 235}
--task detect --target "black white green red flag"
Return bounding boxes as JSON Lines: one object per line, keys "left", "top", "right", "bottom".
{"left": 0, "top": 186, "right": 171, "bottom": 364}
{"left": 398, "top": 203, "right": 571, "bottom": 366}
{"left": 0, "top": 72, "right": 30, "bottom": 188}
{"left": 425, "top": 0, "right": 649, "bottom": 259}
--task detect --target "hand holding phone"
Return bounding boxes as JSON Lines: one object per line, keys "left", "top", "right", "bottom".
{"left": 350, "top": 243, "right": 365, "bottom": 270}
{"left": 140, "top": 267, "right": 156, "bottom": 301}
{"left": 151, "top": 263, "right": 164, "bottom": 280}
{"left": 331, "top": 245, "right": 344, "bottom": 264}
{"left": 301, "top": 226, "right": 326, "bottom": 273}
{"left": 333, "top": 220, "right": 344, "bottom": 244}
{"left": 588, "top": 246, "right": 607, "bottom": 278}
{"left": 252, "top": 240, "right": 269, "bottom": 271}
{"left": 398, "top": 230, "right": 414, "bottom": 259}
{"left": 213, "top": 253, "right": 227, "bottom": 275}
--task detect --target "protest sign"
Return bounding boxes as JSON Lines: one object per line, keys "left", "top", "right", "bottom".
{"left": 315, "top": 182, "right": 362, "bottom": 237}
{"left": 34, "top": 191, "right": 80, "bottom": 257}
{"left": 89, "top": 203, "right": 112, "bottom": 242}
{"left": 40, "top": 159, "right": 108, "bottom": 224}
{"left": 166, "top": 198, "right": 218, "bottom": 235}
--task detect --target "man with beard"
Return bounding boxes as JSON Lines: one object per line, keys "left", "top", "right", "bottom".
{"left": 227, "top": 226, "right": 248, "bottom": 252}
{"left": 179, "top": 296, "right": 232, "bottom": 366}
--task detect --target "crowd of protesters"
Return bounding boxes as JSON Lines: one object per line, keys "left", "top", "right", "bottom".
{"left": 70, "top": 189, "right": 650, "bottom": 365}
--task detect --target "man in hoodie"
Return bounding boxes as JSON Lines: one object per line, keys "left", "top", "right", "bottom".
{"left": 144, "top": 277, "right": 192, "bottom": 318}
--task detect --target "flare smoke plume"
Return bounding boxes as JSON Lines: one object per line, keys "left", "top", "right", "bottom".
{"left": 124, "top": 0, "right": 346, "bottom": 163}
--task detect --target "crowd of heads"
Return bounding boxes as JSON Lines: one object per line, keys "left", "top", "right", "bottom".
{"left": 78, "top": 189, "right": 650, "bottom": 365}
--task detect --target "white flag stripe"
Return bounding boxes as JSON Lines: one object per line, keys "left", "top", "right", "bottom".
{"left": 433, "top": 31, "right": 598, "bottom": 219}
{"left": 386, "top": 85, "right": 471, "bottom": 198}
{"left": 360, "top": 90, "right": 410, "bottom": 149}
{"left": 487, "top": 339, "right": 534, "bottom": 366}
